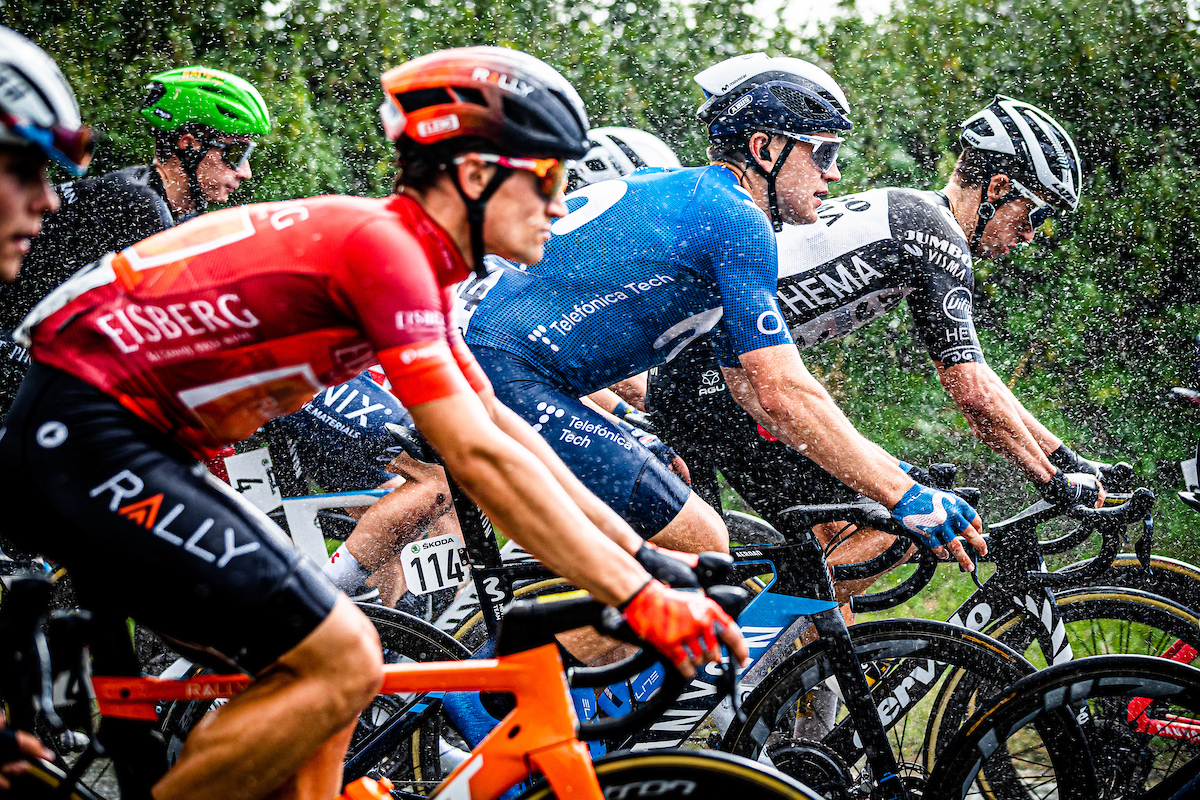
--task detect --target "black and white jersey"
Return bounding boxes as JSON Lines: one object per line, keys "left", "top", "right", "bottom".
{"left": 774, "top": 187, "right": 982, "bottom": 365}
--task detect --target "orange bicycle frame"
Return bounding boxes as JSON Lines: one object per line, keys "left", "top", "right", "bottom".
{"left": 92, "top": 642, "right": 601, "bottom": 800}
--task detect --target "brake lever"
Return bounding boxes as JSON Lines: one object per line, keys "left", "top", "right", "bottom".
{"left": 1136, "top": 513, "right": 1154, "bottom": 573}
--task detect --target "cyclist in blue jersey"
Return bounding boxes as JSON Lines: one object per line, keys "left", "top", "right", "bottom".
{"left": 459, "top": 53, "right": 987, "bottom": 570}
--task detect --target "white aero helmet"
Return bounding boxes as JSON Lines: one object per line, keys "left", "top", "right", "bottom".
{"left": 567, "top": 126, "right": 682, "bottom": 189}
{"left": 960, "top": 95, "right": 1082, "bottom": 213}
{"left": 0, "top": 26, "right": 92, "bottom": 176}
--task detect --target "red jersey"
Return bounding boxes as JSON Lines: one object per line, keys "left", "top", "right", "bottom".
{"left": 19, "top": 194, "right": 489, "bottom": 457}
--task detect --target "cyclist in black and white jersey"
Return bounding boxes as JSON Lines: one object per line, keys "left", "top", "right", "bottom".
{"left": 647, "top": 96, "right": 1114, "bottom": 590}
{"left": 0, "top": 66, "right": 268, "bottom": 419}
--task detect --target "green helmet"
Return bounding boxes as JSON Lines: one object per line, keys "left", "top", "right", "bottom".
{"left": 140, "top": 66, "right": 270, "bottom": 135}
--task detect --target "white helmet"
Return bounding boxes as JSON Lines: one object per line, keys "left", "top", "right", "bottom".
{"left": 960, "top": 95, "right": 1081, "bottom": 212}
{"left": 0, "top": 26, "right": 92, "bottom": 176}
{"left": 567, "top": 126, "right": 682, "bottom": 189}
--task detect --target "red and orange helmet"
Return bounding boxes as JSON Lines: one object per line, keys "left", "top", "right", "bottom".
{"left": 380, "top": 46, "right": 589, "bottom": 160}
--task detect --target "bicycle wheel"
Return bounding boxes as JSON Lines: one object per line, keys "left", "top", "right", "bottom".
{"left": 5, "top": 759, "right": 103, "bottom": 800}
{"left": 985, "top": 586, "right": 1200, "bottom": 667}
{"left": 925, "top": 655, "right": 1200, "bottom": 800}
{"left": 157, "top": 603, "right": 470, "bottom": 796}
{"left": 720, "top": 618, "right": 1035, "bottom": 797}
{"left": 933, "top": 588, "right": 1200, "bottom": 799}
{"left": 519, "top": 748, "right": 824, "bottom": 800}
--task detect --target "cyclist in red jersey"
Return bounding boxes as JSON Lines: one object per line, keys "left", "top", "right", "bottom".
{"left": 0, "top": 46, "right": 746, "bottom": 800}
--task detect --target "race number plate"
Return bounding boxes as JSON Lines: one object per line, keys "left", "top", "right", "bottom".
{"left": 224, "top": 446, "right": 282, "bottom": 514}
{"left": 403, "top": 534, "right": 470, "bottom": 595}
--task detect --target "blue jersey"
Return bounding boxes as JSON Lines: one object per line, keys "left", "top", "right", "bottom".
{"left": 459, "top": 166, "right": 793, "bottom": 395}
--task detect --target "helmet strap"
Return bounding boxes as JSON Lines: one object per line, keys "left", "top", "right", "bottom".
{"left": 969, "top": 181, "right": 1020, "bottom": 257}
{"left": 450, "top": 165, "right": 513, "bottom": 279}
{"left": 175, "top": 140, "right": 209, "bottom": 216}
{"left": 747, "top": 136, "right": 797, "bottom": 232}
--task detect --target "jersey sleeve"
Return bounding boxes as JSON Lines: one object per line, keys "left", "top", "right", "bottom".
{"left": 892, "top": 192, "right": 986, "bottom": 367}
{"left": 688, "top": 170, "right": 794, "bottom": 367}
{"left": 334, "top": 219, "right": 474, "bottom": 407}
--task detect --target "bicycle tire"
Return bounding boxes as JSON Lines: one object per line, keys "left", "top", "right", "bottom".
{"left": 720, "top": 618, "right": 1036, "bottom": 796}
{"left": 4, "top": 758, "right": 103, "bottom": 800}
{"left": 518, "top": 748, "right": 824, "bottom": 800}
{"left": 925, "top": 654, "right": 1200, "bottom": 800}
{"left": 157, "top": 603, "right": 470, "bottom": 795}
{"left": 985, "top": 586, "right": 1200, "bottom": 667}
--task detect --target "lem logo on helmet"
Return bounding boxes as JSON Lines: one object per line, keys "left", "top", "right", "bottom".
{"left": 469, "top": 67, "right": 534, "bottom": 97}
{"left": 417, "top": 115, "right": 459, "bottom": 138}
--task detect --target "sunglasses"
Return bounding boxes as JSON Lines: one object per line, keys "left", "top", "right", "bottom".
{"left": 1010, "top": 179, "right": 1056, "bottom": 229}
{"left": 206, "top": 139, "right": 256, "bottom": 171}
{"left": 1, "top": 110, "right": 95, "bottom": 176}
{"left": 456, "top": 153, "right": 569, "bottom": 200}
{"left": 785, "top": 132, "right": 844, "bottom": 172}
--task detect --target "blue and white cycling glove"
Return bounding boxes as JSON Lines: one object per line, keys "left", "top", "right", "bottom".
{"left": 890, "top": 483, "right": 977, "bottom": 551}
{"left": 895, "top": 460, "right": 932, "bottom": 486}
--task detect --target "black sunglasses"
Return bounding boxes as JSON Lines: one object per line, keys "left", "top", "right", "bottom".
{"left": 206, "top": 139, "right": 256, "bottom": 171}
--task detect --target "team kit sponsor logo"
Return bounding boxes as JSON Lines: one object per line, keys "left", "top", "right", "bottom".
{"left": 93, "top": 294, "right": 260, "bottom": 356}
{"left": 902, "top": 229, "right": 971, "bottom": 280}
{"left": 89, "top": 469, "right": 262, "bottom": 568}
{"left": 776, "top": 256, "right": 885, "bottom": 316}
{"left": 541, "top": 274, "right": 678, "bottom": 337}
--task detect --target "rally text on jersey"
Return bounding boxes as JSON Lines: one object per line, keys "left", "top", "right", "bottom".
{"left": 94, "top": 295, "right": 261, "bottom": 355}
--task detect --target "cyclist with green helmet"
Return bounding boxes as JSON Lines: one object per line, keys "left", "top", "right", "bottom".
{"left": 0, "top": 66, "right": 269, "bottom": 419}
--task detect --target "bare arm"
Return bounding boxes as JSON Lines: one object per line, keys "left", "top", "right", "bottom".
{"left": 408, "top": 391, "right": 646, "bottom": 605}
{"left": 723, "top": 344, "right": 913, "bottom": 506}
{"left": 936, "top": 361, "right": 1056, "bottom": 483}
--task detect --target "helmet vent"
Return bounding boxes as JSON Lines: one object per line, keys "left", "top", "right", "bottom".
{"left": 218, "top": 106, "right": 239, "bottom": 120}
{"left": 607, "top": 134, "right": 646, "bottom": 168}
{"left": 501, "top": 96, "right": 534, "bottom": 129}
{"left": 452, "top": 86, "right": 488, "bottom": 107}
{"left": 769, "top": 85, "right": 836, "bottom": 121}
{"left": 394, "top": 87, "right": 455, "bottom": 113}
{"left": 141, "top": 81, "right": 167, "bottom": 110}
{"left": 585, "top": 158, "right": 606, "bottom": 170}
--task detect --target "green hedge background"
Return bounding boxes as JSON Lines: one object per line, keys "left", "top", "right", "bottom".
{"left": 7, "top": 0, "right": 1200, "bottom": 557}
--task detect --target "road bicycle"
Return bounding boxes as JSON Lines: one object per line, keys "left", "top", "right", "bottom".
{"left": 0, "top": 569, "right": 825, "bottom": 800}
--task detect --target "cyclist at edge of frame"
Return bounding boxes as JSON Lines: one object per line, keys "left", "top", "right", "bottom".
{"left": 454, "top": 52, "right": 988, "bottom": 574}
{"left": 0, "top": 24, "right": 94, "bottom": 792}
{"left": 0, "top": 45, "right": 746, "bottom": 800}
{"left": 647, "top": 94, "right": 1115, "bottom": 604}
{"left": 0, "top": 65, "right": 270, "bottom": 421}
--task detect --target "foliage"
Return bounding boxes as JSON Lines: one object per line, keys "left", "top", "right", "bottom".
{"left": 6, "top": 0, "right": 1199, "bottom": 554}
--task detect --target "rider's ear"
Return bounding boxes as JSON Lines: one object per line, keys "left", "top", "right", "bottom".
{"left": 453, "top": 154, "right": 495, "bottom": 201}
{"left": 988, "top": 173, "right": 1011, "bottom": 201}
{"left": 750, "top": 133, "right": 772, "bottom": 167}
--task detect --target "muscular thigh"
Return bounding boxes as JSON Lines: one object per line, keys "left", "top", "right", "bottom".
{"left": 0, "top": 365, "right": 339, "bottom": 673}
{"left": 472, "top": 346, "right": 689, "bottom": 539}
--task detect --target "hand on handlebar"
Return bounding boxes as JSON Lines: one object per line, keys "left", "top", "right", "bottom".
{"left": 890, "top": 483, "right": 986, "bottom": 571}
{"left": 0, "top": 713, "right": 54, "bottom": 791}
{"left": 634, "top": 542, "right": 700, "bottom": 588}
{"left": 1039, "top": 469, "right": 1106, "bottom": 510}
{"left": 621, "top": 580, "right": 748, "bottom": 678}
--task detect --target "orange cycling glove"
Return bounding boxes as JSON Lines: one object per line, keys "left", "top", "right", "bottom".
{"left": 620, "top": 579, "right": 734, "bottom": 669}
